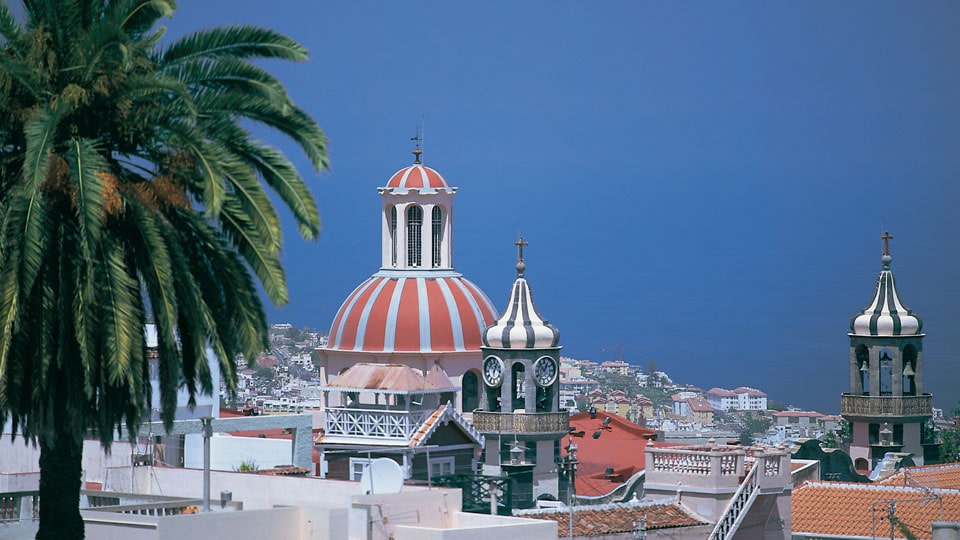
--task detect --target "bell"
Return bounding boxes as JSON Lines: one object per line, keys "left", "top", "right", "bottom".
{"left": 903, "top": 364, "right": 915, "bottom": 377}
{"left": 859, "top": 362, "right": 869, "bottom": 372}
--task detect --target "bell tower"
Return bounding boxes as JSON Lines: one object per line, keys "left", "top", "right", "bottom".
{"left": 472, "top": 238, "right": 568, "bottom": 509}
{"left": 841, "top": 232, "right": 936, "bottom": 468}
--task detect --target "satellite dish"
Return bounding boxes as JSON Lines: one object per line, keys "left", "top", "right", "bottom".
{"left": 359, "top": 458, "right": 404, "bottom": 495}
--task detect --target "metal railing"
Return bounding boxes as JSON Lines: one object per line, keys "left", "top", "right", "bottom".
{"left": 471, "top": 411, "right": 569, "bottom": 434}
{"left": 0, "top": 491, "right": 39, "bottom": 523}
{"left": 840, "top": 393, "right": 932, "bottom": 418}
{"left": 707, "top": 459, "right": 760, "bottom": 540}
{"left": 431, "top": 474, "right": 515, "bottom": 515}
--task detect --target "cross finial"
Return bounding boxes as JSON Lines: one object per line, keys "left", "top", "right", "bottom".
{"left": 881, "top": 231, "right": 893, "bottom": 256}
{"left": 514, "top": 236, "right": 528, "bottom": 277}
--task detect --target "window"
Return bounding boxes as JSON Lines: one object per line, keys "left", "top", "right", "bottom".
{"left": 390, "top": 206, "right": 397, "bottom": 266}
{"left": 428, "top": 456, "right": 455, "bottom": 478}
{"left": 431, "top": 206, "right": 443, "bottom": 267}
{"left": 349, "top": 457, "right": 372, "bottom": 481}
{"left": 407, "top": 206, "right": 422, "bottom": 267}
{"left": 462, "top": 371, "right": 479, "bottom": 411}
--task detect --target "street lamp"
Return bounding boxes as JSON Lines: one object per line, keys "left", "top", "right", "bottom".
{"left": 559, "top": 436, "right": 579, "bottom": 540}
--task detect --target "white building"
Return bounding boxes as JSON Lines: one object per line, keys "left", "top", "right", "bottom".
{"left": 706, "top": 386, "right": 767, "bottom": 411}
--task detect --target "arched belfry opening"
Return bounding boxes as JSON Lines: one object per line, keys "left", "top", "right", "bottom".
{"left": 856, "top": 344, "right": 870, "bottom": 395}
{"left": 903, "top": 345, "right": 918, "bottom": 396}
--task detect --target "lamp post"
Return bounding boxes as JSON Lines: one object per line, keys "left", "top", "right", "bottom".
{"left": 559, "top": 436, "right": 579, "bottom": 540}
{"left": 201, "top": 416, "right": 213, "bottom": 512}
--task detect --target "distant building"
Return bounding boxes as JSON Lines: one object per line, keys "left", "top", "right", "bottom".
{"left": 599, "top": 360, "right": 631, "bottom": 375}
{"left": 706, "top": 386, "right": 767, "bottom": 411}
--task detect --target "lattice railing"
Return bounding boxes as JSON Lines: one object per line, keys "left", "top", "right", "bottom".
{"left": 324, "top": 408, "right": 428, "bottom": 439}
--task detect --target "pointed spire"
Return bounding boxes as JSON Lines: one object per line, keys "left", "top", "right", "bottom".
{"left": 850, "top": 231, "right": 922, "bottom": 336}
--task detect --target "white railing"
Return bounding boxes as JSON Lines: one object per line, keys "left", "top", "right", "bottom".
{"left": 324, "top": 408, "right": 428, "bottom": 440}
{"left": 707, "top": 459, "right": 760, "bottom": 540}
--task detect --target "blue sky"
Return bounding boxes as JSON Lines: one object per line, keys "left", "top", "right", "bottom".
{"left": 164, "top": 2, "right": 960, "bottom": 413}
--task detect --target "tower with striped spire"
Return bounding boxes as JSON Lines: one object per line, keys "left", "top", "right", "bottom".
{"left": 473, "top": 237, "right": 567, "bottom": 507}
{"left": 841, "top": 232, "right": 936, "bottom": 468}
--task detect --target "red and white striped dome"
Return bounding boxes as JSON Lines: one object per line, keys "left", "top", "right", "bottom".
{"left": 327, "top": 272, "right": 498, "bottom": 353}
{"left": 385, "top": 164, "right": 450, "bottom": 191}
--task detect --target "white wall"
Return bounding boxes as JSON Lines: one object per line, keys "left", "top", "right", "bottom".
{"left": 182, "top": 433, "right": 292, "bottom": 471}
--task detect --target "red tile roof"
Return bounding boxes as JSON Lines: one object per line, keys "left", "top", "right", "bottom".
{"left": 518, "top": 500, "right": 708, "bottom": 537}
{"left": 732, "top": 386, "right": 767, "bottom": 397}
{"left": 686, "top": 396, "right": 713, "bottom": 412}
{"left": 875, "top": 462, "right": 960, "bottom": 490}
{"left": 566, "top": 411, "right": 671, "bottom": 497}
{"left": 792, "top": 481, "right": 960, "bottom": 540}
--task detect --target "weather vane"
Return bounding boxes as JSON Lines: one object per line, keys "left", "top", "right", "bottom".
{"left": 410, "top": 117, "right": 424, "bottom": 164}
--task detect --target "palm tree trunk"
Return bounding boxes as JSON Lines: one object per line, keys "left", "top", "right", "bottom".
{"left": 37, "top": 421, "right": 84, "bottom": 539}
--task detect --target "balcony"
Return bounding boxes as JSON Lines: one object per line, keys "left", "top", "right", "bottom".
{"left": 323, "top": 407, "right": 429, "bottom": 441}
{"left": 840, "top": 393, "right": 933, "bottom": 420}
{"left": 471, "top": 411, "right": 569, "bottom": 436}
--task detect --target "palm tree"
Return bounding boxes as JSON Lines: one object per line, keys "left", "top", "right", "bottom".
{"left": 0, "top": 2, "right": 327, "bottom": 538}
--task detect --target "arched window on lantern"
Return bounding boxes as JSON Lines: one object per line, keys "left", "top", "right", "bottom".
{"left": 431, "top": 206, "right": 443, "bottom": 268}
{"left": 389, "top": 206, "right": 397, "bottom": 267}
{"left": 407, "top": 205, "right": 423, "bottom": 267}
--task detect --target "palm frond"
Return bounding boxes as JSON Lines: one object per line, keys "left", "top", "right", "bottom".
{"left": 164, "top": 57, "right": 291, "bottom": 108}
{"left": 162, "top": 25, "right": 307, "bottom": 65}
{"left": 234, "top": 140, "right": 320, "bottom": 240}
{"left": 64, "top": 138, "right": 109, "bottom": 263}
{"left": 0, "top": 3, "right": 22, "bottom": 45}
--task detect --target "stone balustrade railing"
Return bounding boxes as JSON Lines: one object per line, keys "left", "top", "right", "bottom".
{"left": 471, "top": 411, "right": 570, "bottom": 435}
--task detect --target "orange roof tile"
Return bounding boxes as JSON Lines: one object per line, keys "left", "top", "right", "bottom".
{"left": 792, "top": 481, "right": 960, "bottom": 540}
{"left": 875, "top": 462, "right": 960, "bottom": 490}
{"left": 518, "top": 500, "right": 708, "bottom": 537}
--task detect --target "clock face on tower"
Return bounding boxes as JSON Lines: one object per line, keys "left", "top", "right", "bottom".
{"left": 482, "top": 356, "right": 504, "bottom": 387}
{"left": 533, "top": 356, "right": 558, "bottom": 387}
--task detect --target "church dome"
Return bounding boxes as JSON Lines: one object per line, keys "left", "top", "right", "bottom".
{"left": 385, "top": 164, "right": 450, "bottom": 192}
{"left": 483, "top": 241, "right": 560, "bottom": 349}
{"left": 326, "top": 271, "right": 498, "bottom": 353}
{"left": 850, "top": 247, "right": 923, "bottom": 337}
